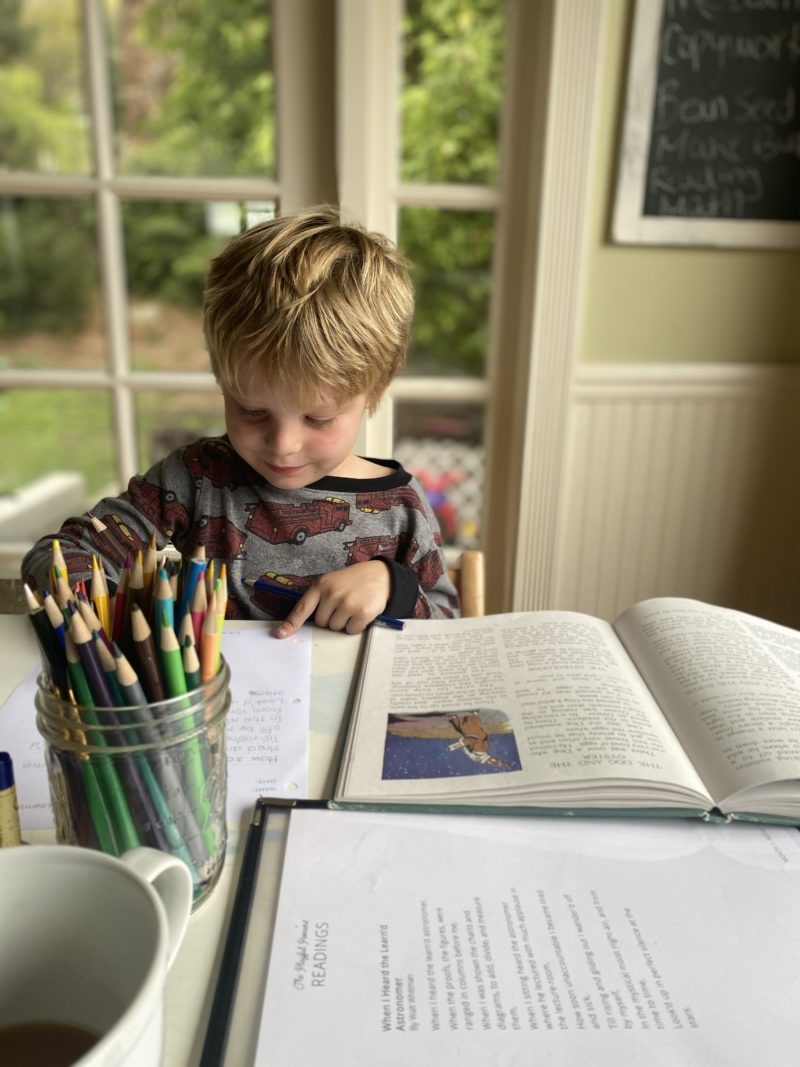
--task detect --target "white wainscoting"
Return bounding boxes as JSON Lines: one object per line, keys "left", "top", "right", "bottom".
{"left": 553, "top": 364, "right": 800, "bottom": 628}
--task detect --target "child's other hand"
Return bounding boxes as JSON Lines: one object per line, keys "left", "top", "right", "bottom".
{"left": 273, "top": 561, "right": 392, "bottom": 638}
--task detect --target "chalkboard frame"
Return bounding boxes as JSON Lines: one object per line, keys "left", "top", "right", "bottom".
{"left": 612, "top": 0, "right": 800, "bottom": 249}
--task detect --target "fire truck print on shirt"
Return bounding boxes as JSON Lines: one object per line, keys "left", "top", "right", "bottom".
{"left": 24, "top": 436, "right": 460, "bottom": 623}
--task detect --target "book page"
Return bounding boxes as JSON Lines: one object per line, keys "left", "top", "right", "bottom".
{"left": 255, "top": 809, "right": 800, "bottom": 1066}
{"left": 338, "top": 613, "right": 708, "bottom": 805}
{"left": 614, "top": 599, "right": 800, "bottom": 807}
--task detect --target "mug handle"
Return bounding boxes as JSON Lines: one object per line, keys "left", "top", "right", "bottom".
{"left": 120, "top": 847, "right": 193, "bottom": 968}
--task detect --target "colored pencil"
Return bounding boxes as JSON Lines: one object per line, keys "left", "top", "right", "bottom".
{"left": 114, "top": 644, "right": 209, "bottom": 874}
{"left": 190, "top": 574, "right": 208, "bottom": 649}
{"left": 90, "top": 554, "right": 111, "bottom": 637}
{"left": 94, "top": 632, "right": 194, "bottom": 862}
{"left": 53, "top": 567, "right": 76, "bottom": 613}
{"left": 24, "top": 583, "right": 70, "bottom": 696}
{"left": 153, "top": 567, "right": 174, "bottom": 638}
{"left": 76, "top": 592, "right": 112, "bottom": 650}
{"left": 159, "top": 618, "right": 215, "bottom": 853}
{"left": 64, "top": 633, "right": 139, "bottom": 853}
{"left": 130, "top": 605, "right": 166, "bottom": 703}
{"left": 246, "top": 576, "right": 406, "bottom": 630}
{"left": 42, "top": 589, "right": 67, "bottom": 651}
{"left": 50, "top": 538, "right": 67, "bottom": 592}
{"left": 177, "top": 547, "right": 206, "bottom": 631}
{"left": 182, "top": 635, "right": 201, "bottom": 691}
{"left": 70, "top": 611, "right": 169, "bottom": 852}
{"left": 63, "top": 690, "right": 116, "bottom": 855}
{"left": 142, "top": 530, "right": 159, "bottom": 613}
{"left": 178, "top": 607, "right": 195, "bottom": 650}
{"left": 110, "top": 556, "right": 131, "bottom": 646}
{"left": 128, "top": 549, "right": 145, "bottom": 612}
{"left": 200, "top": 591, "right": 221, "bottom": 684}
{"left": 87, "top": 512, "right": 128, "bottom": 566}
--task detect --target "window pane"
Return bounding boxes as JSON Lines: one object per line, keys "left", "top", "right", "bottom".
{"left": 108, "top": 0, "right": 275, "bottom": 178}
{"left": 401, "top": 0, "right": 506, "bottom": 185}
{"left": 122, "top": 199, "right": 276, "bottom": 372}
{"left": 0, "top": 197, "right": 103, "bottom": 370}
{"left": 398, "top": 207, "right": 493, "bottom": 378}
{"left": 135, "top": 391, "right": 225, "bottom": 472}
{"left": 394, "top": 402, "right": 484, "bottom": 549}
{"left": 0, "top": 0, "right": 91, "bottom": 173}
{"left": 0, "top": 389, "right": 114, "bottom": 501}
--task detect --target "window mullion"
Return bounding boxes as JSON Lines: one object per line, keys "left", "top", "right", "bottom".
{"left": 337, "top": 0, "right": 402, "bottom": 456}
{"left": 273, "top": 0, "right": 337, "bottom": 211}
{"left": 83, "top": 0, "right": 137, "bottom": 487}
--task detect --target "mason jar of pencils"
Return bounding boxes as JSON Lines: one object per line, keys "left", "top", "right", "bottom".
{"left": 34, "top": 659, "right": 230, "bottom": 909}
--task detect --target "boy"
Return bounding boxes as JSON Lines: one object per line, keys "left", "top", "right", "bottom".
{"left": 22, "top": 207, "right": 460, "bottom": 633}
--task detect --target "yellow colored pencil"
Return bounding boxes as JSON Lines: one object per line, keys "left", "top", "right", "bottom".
{"left": 90, "top": 555, "right": 111, "bottom": 637}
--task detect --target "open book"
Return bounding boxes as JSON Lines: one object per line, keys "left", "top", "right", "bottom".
{"left": 332, "top": 598, "right": 800, "bottom": 824}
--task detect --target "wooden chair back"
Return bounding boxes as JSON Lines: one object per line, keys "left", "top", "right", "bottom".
{"left": 448, "top": 549, "right": 485, "bottom": 617}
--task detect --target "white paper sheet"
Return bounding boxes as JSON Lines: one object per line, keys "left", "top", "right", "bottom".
{"left": 0, "top": 627, "right": 311, "bottom": 828}
{"left": 256, "top": 809, "right": 800, "bottom": 1066}
{"left": 221, "top": 627, "right": 310, "bottom": 818}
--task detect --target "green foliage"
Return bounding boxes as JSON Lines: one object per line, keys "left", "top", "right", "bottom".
{"left": 401, "top": 0, "right": 505, "bottom": 185}
{"left": 122, "top": 0, "right": 275, "bottom": 177}
{"left": 0, "top": 389, "right": 113, "bottom": 496}
{"left": 0, "top": 0, "right": 504, "bottom": 378}
{"left": 398, "top": 0, "right": 505, "bottom": 377}
{"left": 0, "top": 0, "right": 89, "bottom": 175}
{"left": 0, "top": 199, "right": 96, "bottom": 337}
{"left": 400, "top": 208, "right": 494, "bottom": 378}
{"left": 0, "top": 0, "right": 33, "bottom": 63}
{"left": 123, "top": 201, "right": 219, "bottom": 308}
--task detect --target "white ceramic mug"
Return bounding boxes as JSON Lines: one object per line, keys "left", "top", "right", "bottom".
{"left": 0, "top": 844, "right": 193, "bottom": 1066}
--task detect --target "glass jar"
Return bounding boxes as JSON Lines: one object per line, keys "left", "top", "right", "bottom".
{"left": 35, "top": 660, "right": 230, "bottom": 909}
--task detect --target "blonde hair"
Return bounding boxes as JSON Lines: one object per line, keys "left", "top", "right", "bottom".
{"left": 203, "top": 206, "right": 414, "bottom": 409}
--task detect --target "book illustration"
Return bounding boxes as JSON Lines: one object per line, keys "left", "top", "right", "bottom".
{"left": 381, "top": 709, "right": 522, "bottom": 781}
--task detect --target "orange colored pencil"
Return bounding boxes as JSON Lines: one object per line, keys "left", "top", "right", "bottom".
{"left": 200, "top": 590, "right": 220, "bottom": 683}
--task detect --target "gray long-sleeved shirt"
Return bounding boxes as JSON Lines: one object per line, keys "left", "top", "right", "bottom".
{"left": 22, "top": 436, "right": 460, "bottom": 621}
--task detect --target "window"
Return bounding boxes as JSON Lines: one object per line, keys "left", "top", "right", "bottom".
{"left": 1, "top": 0, "right": 506, "bottom": 572}
{"left": 0, "top": 0, "right": 282, "bottom": 563}
{"left": 340, "top": 0, "right": 506, "bottom": 556}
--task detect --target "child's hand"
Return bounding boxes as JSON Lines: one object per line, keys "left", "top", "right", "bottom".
{"left": 273, "top": 561, "right": 392, "bottom": 638}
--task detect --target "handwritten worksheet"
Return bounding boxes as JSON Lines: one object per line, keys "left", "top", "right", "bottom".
{"left": 0, "top": 627, "right": 311, "bottom": 829}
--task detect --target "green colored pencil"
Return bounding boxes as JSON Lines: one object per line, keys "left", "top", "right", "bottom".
{"left": 65, "top": 634, "right": 140, "bottom": 853}
{"left": 159, "top": 616, "right": 216, "bottom": 854}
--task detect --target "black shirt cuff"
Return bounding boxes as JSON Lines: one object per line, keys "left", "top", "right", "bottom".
{"left": 379, "top": 557, "right": 419, "bottom": 618}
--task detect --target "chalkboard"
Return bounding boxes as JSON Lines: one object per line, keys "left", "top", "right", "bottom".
{"left": 613, "top": 0, "right": 800, "bottom": 247}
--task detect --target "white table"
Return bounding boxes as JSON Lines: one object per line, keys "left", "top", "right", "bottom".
{"left": 0, "top": 616, "right": 363, "bottom": 1066}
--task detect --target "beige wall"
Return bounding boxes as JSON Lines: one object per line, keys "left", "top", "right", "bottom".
{"left": 544, "top": 0, "right": 800, "bottom": 629}
{"left": 578, "top": 0, "right": 800, "bottom": 366}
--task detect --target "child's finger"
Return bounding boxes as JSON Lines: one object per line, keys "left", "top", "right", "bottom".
{"left": 273, "top": 587, "right": 319, "bottom": 638}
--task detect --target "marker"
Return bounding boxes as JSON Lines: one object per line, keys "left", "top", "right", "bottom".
{"left": 246, "top": 577, "right": 405, "bottom": 630}
{"left": 0, "top": 753, "right": 22, "bottom": 846}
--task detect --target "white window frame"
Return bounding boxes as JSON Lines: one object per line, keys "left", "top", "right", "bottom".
{"left": 0, "top": 0, "right": 332, "bottom": 489}
{"left": 337, "top": 0, "right": 495, "bottom": 576}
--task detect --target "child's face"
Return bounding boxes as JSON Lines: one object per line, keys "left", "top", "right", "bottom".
{"left": 223, "top": 374, "right": 369, "bottom": 490}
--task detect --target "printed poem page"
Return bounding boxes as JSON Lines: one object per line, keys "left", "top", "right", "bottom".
{"left": 255, "top": 810, "right": 800, "bottom": 1066}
